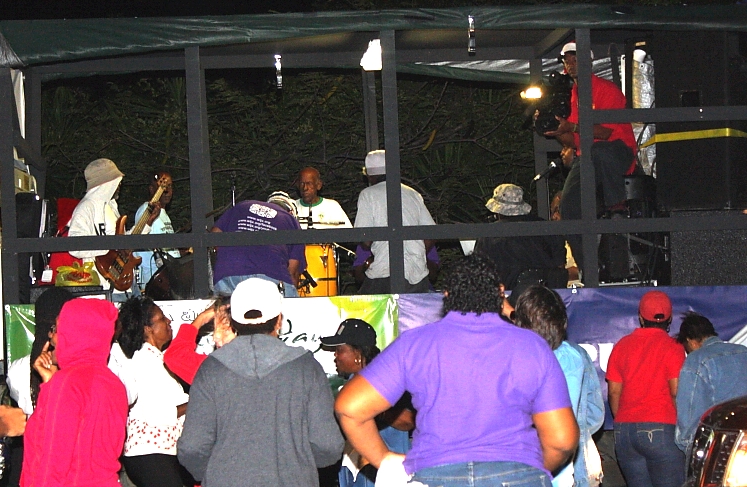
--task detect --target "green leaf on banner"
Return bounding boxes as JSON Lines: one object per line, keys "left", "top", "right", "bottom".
{"left": 5, "top": 304, "right": 35, "bottom": 363}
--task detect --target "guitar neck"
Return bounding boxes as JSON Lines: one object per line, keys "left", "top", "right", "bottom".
{"left": 131, "top": 186, "right": 166, "bottom": 236}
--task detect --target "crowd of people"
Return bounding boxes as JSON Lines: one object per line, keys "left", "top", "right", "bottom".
{"left": 3, "top": 252, "right": 746, "bottom": 487}
{"left": 4, "top": 40, "right": 747, "bottom": 486}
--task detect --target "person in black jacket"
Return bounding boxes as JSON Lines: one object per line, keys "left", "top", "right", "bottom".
{"left": 474, "top": 183, "right": 567, "bottom": 290}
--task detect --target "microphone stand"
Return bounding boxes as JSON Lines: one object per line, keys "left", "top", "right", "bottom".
{"left": 230, "top": 172, "right": 236, "bottom": 207}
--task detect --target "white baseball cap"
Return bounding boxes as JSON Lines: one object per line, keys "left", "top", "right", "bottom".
{"left": 364, "top": 150, "right": 386, "bottom": 176}
{"left": 560, "top": 42, "right": 594, "bottom": 59}
{"left": 230, "top": 278, "right": 283, "bottom": 325}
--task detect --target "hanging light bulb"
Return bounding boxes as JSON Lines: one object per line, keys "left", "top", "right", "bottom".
{"left": 360, "top": 39, "right": 382, "bottom": 71}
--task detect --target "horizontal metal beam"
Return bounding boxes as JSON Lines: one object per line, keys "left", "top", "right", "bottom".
{"left": 591, "top": 106, "right": 747, "bottom": 124}
{"left": 200, "top": 51, "right": 363, "bottom": 70}
{"left": 33, "top": 55, "right": 187, "bottom": 75}
{"left": 6, "top": 213, "right": 747, "bottom": 254}
{"left": 395, "top": 46, "right": 534, "bottom": 63}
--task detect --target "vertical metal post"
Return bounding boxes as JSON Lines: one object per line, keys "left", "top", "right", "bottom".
{"left": 1, "top": 68, "right": 21, "bottom": 304}
{"left": 576, "top": 30, "right": 599, "bottom": 286}
{"left": 26, "top": 69, "right": 45, "bottom": 198}
{"left": 185, "top": 47, "right": 214, "bottom": 298}
{"left": 624, "top": 40, "right": 635, "bottom": 108}
{"left": 362, "top": 70, "right": 379, "bottom": 152}
{"left": 380, "top": 30, "right": 406, "bottom": 294}
{"left": 530, "top": 57, "right": 550, "bottom": 218}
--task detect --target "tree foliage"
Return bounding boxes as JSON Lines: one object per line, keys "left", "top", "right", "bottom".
{"left": 42, "top": 70, "right": 538, "bottom": 232}
{"left": 40, "top": 67, "right": 544, "bottom": 291}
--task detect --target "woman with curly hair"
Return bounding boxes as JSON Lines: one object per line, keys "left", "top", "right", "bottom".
{"left": 116, "top": 296, "right": 189, "bottom": 487}
{"left": 335, "top": 254, "right": 578, "bottom": 487}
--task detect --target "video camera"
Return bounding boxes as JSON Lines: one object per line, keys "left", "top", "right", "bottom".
{"left": 529, "top": 71, "right": 574, "bottom": 136}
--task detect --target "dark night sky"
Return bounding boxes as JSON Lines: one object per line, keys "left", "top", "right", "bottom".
{"left": 1, "top": 0, "right": 315, "bottom": 20}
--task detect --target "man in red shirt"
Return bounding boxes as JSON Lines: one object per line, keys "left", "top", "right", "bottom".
{"left": 605, "top": 290, "right": 686, "bottom": 487}
{"left": 545, "top": 42, "right": 638, "bottom": 269}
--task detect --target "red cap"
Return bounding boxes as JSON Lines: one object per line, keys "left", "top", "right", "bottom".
{"left": 639, "top": 291, "right": 672, "bottom": 322}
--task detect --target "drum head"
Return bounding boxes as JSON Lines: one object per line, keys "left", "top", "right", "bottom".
{"left": 144, "top": 253, "right": 195, "bottom": 300}
{"left": 144, "top": 266, "right": 171, "bottom": 301}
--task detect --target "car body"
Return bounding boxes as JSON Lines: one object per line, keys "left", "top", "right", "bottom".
{"left": 685, "top": 395, "right": 747, "bottom": 487}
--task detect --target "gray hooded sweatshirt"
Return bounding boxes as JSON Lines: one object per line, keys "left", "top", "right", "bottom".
{"left": 177, "top": 334, "right": 344, "bottom": 487}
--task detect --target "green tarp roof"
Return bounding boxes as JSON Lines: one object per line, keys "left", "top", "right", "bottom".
{"left": 2, "top": 5, "right": 747, "bottom": 69}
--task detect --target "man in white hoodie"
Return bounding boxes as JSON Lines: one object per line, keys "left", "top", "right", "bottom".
{"left": 68, "top": 158, "right": 160, "bottom": 292}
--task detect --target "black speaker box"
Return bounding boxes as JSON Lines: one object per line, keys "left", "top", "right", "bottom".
{"left": 16, "top": 193, "right": 45, "bottom": 303}
{"left": 648, "top": 31, "right": 747, "bottom": 211}
{"left": 670, "top": 210, "right": 747, "bottom": 286}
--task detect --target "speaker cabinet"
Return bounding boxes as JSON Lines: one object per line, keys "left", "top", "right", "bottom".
{"left": 15, "top": 193, "right": 45, "bottom": 303}
{"left": 649, "top": 31, "right": 747, "bottom": 210}
{"left": 670, "top": 210, "right": 747, "bottom": 286}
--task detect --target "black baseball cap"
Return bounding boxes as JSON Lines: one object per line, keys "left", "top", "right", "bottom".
{"left": 320, "top": 318, "right": 376, "bottom": 348}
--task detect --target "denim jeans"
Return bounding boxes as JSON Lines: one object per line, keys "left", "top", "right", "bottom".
{"left": 614, "top": 422, "right": 685, "bottom": 487}
{"left": 214, "top": 274, "right": 299, "bottom": 297}
{"left": 411, "top": 461, "right": 551, "bottom": 487}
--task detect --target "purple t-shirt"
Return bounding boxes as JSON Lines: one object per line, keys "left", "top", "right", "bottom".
{"left": 360, "top": 311, "right": 571, "bottom": 475}
{"left": 213, "top": 200, "right": 306, "bottom": 285}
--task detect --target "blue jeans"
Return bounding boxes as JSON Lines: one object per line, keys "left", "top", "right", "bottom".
{"left": 614, "top": 422, "right": 685, "bottom": 487}
{"left": 214, "top": 274, "right": 299, "bottom": 297}
{"left": 411, "top": 461, "right": 551, "bottom": 487}
{"left": 339, "top": 427, "right": 411, "bottom": 487}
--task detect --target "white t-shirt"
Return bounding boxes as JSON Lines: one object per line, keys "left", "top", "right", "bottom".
{"left": 6, "top": 356, "right": 33, "bottom": 415}
{"left": 295, "top": 197, "right": 352, "bottom": 230}
{"left": 354, "top": 181, "right": 435, "bottom": 284}
{"left": 133, "top": 202, "right": 179, "bottom": 285}
{"left": 124, "top": 343, "right": 189, "bottom": 457}
{"left": 108, "top": 342, "right": 139, "bottom": 406}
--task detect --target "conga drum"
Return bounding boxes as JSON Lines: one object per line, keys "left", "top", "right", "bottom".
{"left": 298, "top": 244, "right": 338, "bottom": 297}
{"left": 144, "top": 253, "right": 195, "bottom": 300}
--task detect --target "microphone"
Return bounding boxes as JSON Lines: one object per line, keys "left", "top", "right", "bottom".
{"left": 299, "top": 270, "right": 318, "bottom": 288}
{"left": 533, "top": 160, "right": 559, "bottom": 181}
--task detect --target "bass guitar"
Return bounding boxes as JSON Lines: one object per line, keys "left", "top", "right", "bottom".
{"left": 95, "top": 176, "right": 170, "bottom": 291}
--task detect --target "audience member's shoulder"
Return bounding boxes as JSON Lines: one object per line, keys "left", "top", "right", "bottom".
{"left": 556, "top": 341, "right": 585, "bottom": 363}
{"left": 709, "top": 340, "right": 747, "bottom": 356}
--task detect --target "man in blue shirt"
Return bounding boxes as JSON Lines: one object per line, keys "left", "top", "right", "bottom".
{"left": 675, "top": 312, "right": 747, "bottom": 453}
{"left": 134, "top": 170, "right": 178, "bottom": 290}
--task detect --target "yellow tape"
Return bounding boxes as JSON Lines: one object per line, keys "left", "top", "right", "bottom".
{"left": 640, "top": 127, "right": 747, "bottom": 148}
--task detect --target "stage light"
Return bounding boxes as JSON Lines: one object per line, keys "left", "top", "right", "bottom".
{"left": 468, "top": 15, "right": 476, "bottom": 54}
{"left": 360, "top": 39, "right": 382, "bottom": 71}
{"left": 274, "top": 55, "right": 283, "bottom": 89}
{"left": 520, "top": 86, "right": 543, "bottom": 100}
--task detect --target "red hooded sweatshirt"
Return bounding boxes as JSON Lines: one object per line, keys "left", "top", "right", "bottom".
{"left": 21, "top": 298, "right": 128, "bottom": 487}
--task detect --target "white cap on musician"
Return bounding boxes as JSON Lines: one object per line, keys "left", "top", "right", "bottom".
{"left": 364, "top": 150, "right": 386, "bottom": 176}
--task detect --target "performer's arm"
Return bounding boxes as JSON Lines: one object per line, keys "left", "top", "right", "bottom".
{"left": 288, "top": 259, "right": 301, "bottom": 287}
{"left": 546, "top": 116, "right": 613, "bottom": 142}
